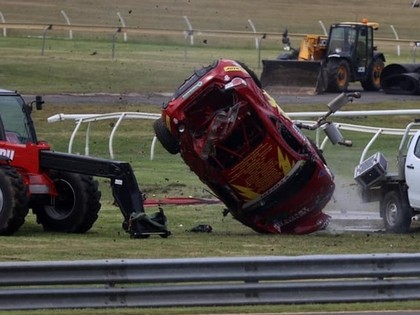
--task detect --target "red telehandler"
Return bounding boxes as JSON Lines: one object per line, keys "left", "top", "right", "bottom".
{"left": 0, "top": 89, "right": 170, "bottom": 238}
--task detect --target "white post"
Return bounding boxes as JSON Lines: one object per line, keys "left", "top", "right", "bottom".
{"left": 390, "top": 25, "right": 401, "bottom": 56}
{"left": 60, "top": 10, "right": 73, "bottom": 39}
{"left": 318, "top": 20, "right": 328, "bottom": 36}
{"left": 0, "top": 11, "right": 6, "bottom": 37}
{"left": 183, "top": 15, "right": 194, "bottom": 45}
{"left": 248, "top": 19, "right": 259, "bottom": 50}
{"left": 117, "top": 12, "right": 127, "bottom": 42}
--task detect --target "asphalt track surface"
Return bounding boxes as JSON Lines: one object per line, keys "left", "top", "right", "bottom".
{"left": 24, "top": 89, "right": 420, "bottom": 108}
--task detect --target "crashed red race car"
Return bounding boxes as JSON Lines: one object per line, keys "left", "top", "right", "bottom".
{"left": 154, "top": 59, "right": 357, "bottom": 234}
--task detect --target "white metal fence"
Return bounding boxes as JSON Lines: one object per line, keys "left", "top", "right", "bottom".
{"left": 47, "top": 108, "right": 420, "bottom": 160}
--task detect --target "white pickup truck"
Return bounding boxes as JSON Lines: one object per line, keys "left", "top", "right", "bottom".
{"left": 354, "top": 121, "right": 420, "bottom": 233}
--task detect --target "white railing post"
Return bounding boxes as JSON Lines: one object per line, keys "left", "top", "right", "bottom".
{"left": 0, "top": 11, "right": 6, "bottom": 37}
{"left": 60, "top": 10, "right": 73, "bottom": 39}
{"left": 318, "top": 20, "right": 328, "bottom": 36}
{"left": 390, "top": 25, "right": 400, "bottom": 57}
{"left": 117, "top": 12, "right": 127, "bottom": 42}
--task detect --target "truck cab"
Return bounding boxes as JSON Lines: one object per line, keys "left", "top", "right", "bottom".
{"left": 355, "top": 122, "right": 420, "bottom": 233}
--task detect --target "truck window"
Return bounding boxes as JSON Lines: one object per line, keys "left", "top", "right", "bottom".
{"left": 414, "top": 137, "right": 420, "bottom": 158}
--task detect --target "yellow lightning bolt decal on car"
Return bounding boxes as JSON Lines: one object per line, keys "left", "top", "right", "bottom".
{"left": 263, "top": 91, "right": 290, "bottom": 119}
{"left": 278, "top": 147, "right": 294, "bottom": 175}
{"left": 231, "top": 184, "right": 261, "bottom": 202}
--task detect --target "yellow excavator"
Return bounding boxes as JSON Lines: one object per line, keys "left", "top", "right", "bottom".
{"left": 260, "top": 19, "right": 385, "bottom": 95}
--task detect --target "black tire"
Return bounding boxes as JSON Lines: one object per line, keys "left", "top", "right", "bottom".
{"left": 153, "top": 118, "right": 180, "bottom": 154}
{"left": 236, "top": 61, "right": 262, "bottom": 88}
{"left": 380, "top": 190, "right": 412, "bottom": 233}
{"left": 33, "top": 171, "right": 101, "bottom": 233}
{"left": 0, "top": 166, "right": 29, "bottom": 236}
{"left": 361, "top": 58, "right": 384, "bottom": 91}
{"left": 326, "top": 59, "right": 350, "bottom": 92}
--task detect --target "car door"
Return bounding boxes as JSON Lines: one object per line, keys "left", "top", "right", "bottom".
{"left": 405, "top": 131, "right": 420, "bottom": 208}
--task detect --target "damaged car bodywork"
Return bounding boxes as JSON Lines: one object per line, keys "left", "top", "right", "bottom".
{"left": 154, "top": 59, "right": 338, "bottom": 234}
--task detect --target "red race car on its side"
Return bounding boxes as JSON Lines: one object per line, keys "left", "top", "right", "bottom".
{"left": 154, "top": 59, "right": 356, "bottom": 234}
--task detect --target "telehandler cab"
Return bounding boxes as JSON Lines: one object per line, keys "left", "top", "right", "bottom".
{"left": 0, "top": 89, "right": 169, "bottom": 238}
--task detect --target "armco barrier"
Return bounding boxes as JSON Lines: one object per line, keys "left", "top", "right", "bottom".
{"left": 1, "top": 254, "right": 420, "bottom": 310}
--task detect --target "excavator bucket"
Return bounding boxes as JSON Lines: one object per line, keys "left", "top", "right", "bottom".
{"left": 260, "top": 59, "right": 326, "bottom": 95}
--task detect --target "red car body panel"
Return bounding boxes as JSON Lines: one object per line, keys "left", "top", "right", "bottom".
{"left": 159, "top": 59, "right": 334, "bottom": 234}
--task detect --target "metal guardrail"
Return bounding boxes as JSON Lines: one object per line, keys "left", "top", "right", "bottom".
{"left": 1, "top": 254, "right": 420, "bottom": 310}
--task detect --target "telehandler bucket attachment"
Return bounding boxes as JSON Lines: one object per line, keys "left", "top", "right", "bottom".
{"left": 260, "top": 60, "right": 326, "bottom": 95}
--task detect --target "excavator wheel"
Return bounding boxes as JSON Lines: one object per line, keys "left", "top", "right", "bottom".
{"left": 153, "top": 119, "right": 180, "bottom": 154}
{"left": 0, "top": 166, "right": 29, "bottom": 236}
{"left": 33, "top": 171, "right": 101, "bottom": 233}
{"left": 326, "top": 59, "right": 350, "bottom": 92}
{"left": 361, "top": 58, "right": 384, "bottom": 91}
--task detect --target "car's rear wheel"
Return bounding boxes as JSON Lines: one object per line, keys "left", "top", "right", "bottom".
{"left": 153, "top": 118, "right": 180, "bottom": 154}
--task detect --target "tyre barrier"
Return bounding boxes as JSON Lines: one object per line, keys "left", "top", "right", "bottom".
{"left": 380, "top": 63, "right": 420, "bottom": 95}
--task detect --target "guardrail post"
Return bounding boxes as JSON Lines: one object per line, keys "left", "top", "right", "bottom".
{"left": 41, "top": 24, "right": 53, "bottom": 56}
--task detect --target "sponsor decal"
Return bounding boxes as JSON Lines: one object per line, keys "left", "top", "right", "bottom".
{"left": 182, "top": 81, "right": 203, "bottom": 99}
{"left": 223, "top": 66, "right": 242, "bottom": 72}
{"left": 0, "top": 148, "right": 15, "bottom": 160}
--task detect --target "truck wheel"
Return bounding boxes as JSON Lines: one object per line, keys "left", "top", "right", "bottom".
{"left": 361, "top": 58, "right": 384, "bottom": 91}
{"left": 381, "top": 190, "right": 412, "bottom": 233}
{"left": 153, "top": 119, "right": 180, "bottom": 154}
{"left": 327, "top": 59, "right": 350, "bottom": 92}
{"left": 33, "top": 171, "right": 101, "bottom": 233}
{"left": 0, "top": 166, "right": 29, "bottom": 236}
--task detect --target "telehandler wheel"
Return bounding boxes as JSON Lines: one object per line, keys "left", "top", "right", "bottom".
{"left": 381, "top": 190, "right": 412, "bottom": 233}
{"left": 327, "top": 59, "right": 350, "bottom": 92}
{"left": 153, "top": 119, "right": 180, "bottom": 154}
{"left": 33, "top": 171, "right": 101, "bottom": 233}
{"left": 0, "top": 166, "right": 29, "bottom": 236}
{"left": 361, "top": 58, "right": 384, "bottom": 91}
